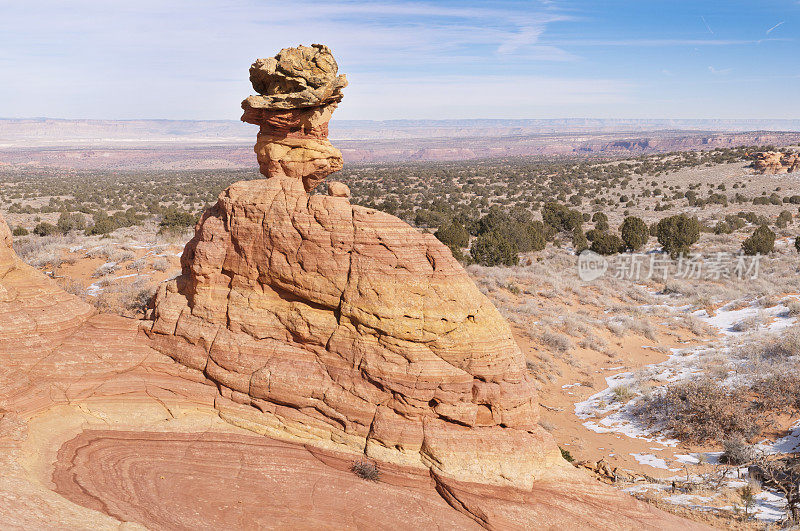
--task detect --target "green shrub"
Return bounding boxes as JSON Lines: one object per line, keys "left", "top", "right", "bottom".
{"left": 33, "top": 222, "right": 58, "bottom": 237}
{"left": 795, "top": 236, "right": 800, "bottom": 253}
{"left": 559, "top": 447, "right": 574, "bottom": 463}
{"left": 11, "top": 226, "right": 28, "bottom": 236}
{"left": 620, "top": 216, "right": 649, "bottom": 251}
{"left": 56, "top": 212, "right": 86, "bottom": 234}
{"left": 475, "top": 207, "right": 545, "bottom": 253}
{"left": 86, "top": 215, "right": 116, "bottom": 236}
{"left": 159, "top": 209, "right": 197, "bottom": 231}
{"left": 470, "top": 231, "right": 519, "bottom": 266}
{"left": 714, "top": 221, "right": 732, "bottom": 235}
{"left": 741, "top": 224, "right": 775, "bottom": 255}
{"left": 572, "top": 227, "right": 589, "bottom": 254}
{"left": 592, "top": 212, "right": 609, "bottom": 232}
{"left": 777, "top": 210, "right": 793, "bottom": 229}
{"left": 542, "top": 202, "right": 583, "bottom": 232}
{"left": 590, "top": 231, "right": 625, "bottom": 256}
{"left": 656, "top": 214, "right": 700, "bottom": 258}
{"left": 724, "top": 214, "right": 746, "bottom": 231}
{"left": 435, "top": 221, "right": 469, "bottom": 250}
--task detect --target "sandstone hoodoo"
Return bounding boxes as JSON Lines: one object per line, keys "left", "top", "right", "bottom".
{"left": 241, "top": 43, "right": 347, "bottom": 192}
{"left": 0, "top": 43, "right": 703, "bottom": 529}
{"left": 146, "top": 44, "right": 564, "bottom": 490}
{"left": 751, "top": 150, "right": 799, "bottom": 174}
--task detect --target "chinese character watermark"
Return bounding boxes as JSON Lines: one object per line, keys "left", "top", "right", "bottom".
{"left": 576, "top": 251, "right": 762, "bottom": 282}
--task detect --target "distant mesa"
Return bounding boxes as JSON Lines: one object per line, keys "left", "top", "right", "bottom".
{"left": 751, "top": 150, "right": 799, "bottom": 174}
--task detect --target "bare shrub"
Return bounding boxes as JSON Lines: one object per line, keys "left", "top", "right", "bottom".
{"left": 634, "top": 378, "right": 762, "bottom": 443}
{"left": 151, "top": 257, "right": 170, "bottom": 271}
{"left": 579, "top": 334, "right": 607, "bottom": 351}
{"left": 350, "top": 459, "right": 380, "bottom": 481}
{"left": 124, "top": 286, "right": 156, "bottom": 316}
{"left": 92, "top": 262, "right": 119, "bottom": 278}
{"left": 721, "top": 435, "right": 756, "bottom": 465}
{"left": 127, "top": 258, "right": 146, "bottom": 272}
{"left": 731, "top": 314, "right": 763, "bottom": 333}
{"left": 57, "top": 277, "right": 86, "bottom": 297}
{"left": 110, "top": 250, "right": 135, "bottom": 263}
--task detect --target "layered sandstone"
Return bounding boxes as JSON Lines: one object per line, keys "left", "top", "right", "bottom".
{"left": 751, "top": 150, "right": 799, "bottom": 174}
{"left": 140, "top": 44, "right": 569, "bottom": 490}
{"left": 0, "top": 207, "right": 701, "bottom": 529}
{"left": 242, "top": 44, "right": 346, "bottom": 192}
{"left": 0, "top": 43, "right": 708, "bottom": 529}
{"left": 145, "top": 176, "right": 560, "bottom": 488}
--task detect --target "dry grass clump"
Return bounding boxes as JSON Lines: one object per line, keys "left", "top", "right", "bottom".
{"left": 13, "top": 234, "right": 72, "bottom": 269}
{"left": 612, "top": 384, "right": 636, "bottom": 402}
{"left": 151, "top": 257, "right": 170, "bottom": 271}
{"left": 92, "top": 262, "right": 119, "bottom": 277}
{"left": 539, "top": 330, "right": 573, "bottom": 353}
{"left": 86, "top": 278, "right": 155, "bottom": 317}
{"left": 350, "top": 459, "right": 380, "bottom": 481}
{"left": 605, "top": 316, "right": 656, "bottom": 340}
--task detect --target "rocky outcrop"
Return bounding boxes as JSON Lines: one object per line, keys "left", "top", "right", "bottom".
{"left": 0, "top": 206, "right": 701, "bottom": 530}
{"left": 145, "top": 175, "right": 560, "bottom": 488}
{"left": 0, "top": 44, "right": 708, "bottom": 530}
{"left": 751, "top": 151, "right": 799, "bottom": 174}
{"left": 145, "top": 44, "right": 566, "bottom": 490}
{"left": 242, "top": 44, "right": 346, "bottom": 192}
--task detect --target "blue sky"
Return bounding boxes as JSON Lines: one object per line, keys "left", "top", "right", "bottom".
{"left": 0, "top": 0, "right": 797, "bottom": 120}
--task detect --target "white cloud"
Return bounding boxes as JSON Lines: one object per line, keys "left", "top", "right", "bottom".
{"left": 0, "top": 0, "right": 583, "bottom": 119}
{"left": 708, "top": 66, "right": 733, "bottom": 75}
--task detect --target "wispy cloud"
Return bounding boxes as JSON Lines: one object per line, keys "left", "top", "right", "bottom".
{"left": 548, "top": 39, "right": 784, "bottom": 47}
{"left": 708, "top": 66, "right": 733, "bottom": 75}
{"left": 701, "top": 16, "right": 715, "bottom": 35}
{"left": 766, "top": 21, "right": 785, "bottom": 34}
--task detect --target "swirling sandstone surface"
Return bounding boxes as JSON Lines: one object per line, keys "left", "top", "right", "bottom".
{"left": 145, "top": 175, "right": 562, "bottom": 491}
{"left": 52, "top": 430, "right": 479, "bottom": 530}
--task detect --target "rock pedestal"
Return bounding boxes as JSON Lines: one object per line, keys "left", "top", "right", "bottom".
{"left": 145, "top": 44, "right": 568, "bottom": 489}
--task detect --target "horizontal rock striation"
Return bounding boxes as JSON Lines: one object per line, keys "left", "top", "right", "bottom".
{"left": 145, "top": 175, "right": 562, "bottom": 488}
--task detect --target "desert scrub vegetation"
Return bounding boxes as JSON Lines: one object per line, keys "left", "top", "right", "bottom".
{"left": 634, "top": 327, "right": 800, "bottom": 445}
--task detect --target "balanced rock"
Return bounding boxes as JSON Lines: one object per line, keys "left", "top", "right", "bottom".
{"left": 242, "top": 44, "right": 346, "bottom": 192}
{"left": 751, "top": 150, "right": 799, "bottom": 174}
{"left": 143, "top": 44, "right": 567, "bottom": 490}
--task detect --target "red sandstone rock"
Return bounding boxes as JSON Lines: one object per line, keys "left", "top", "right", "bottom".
{"left": 145, "top": 175, "right": 557, "bottom": 488}
{"left": 751, "top": 150, "right": 799, "bottom": 174}
{"left": 0, "top": 43, "right": 708, "bottom": 528}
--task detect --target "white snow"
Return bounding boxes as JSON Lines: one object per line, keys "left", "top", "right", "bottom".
{"left": 630, "top": 453, "right": 674, "bottom": 470}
